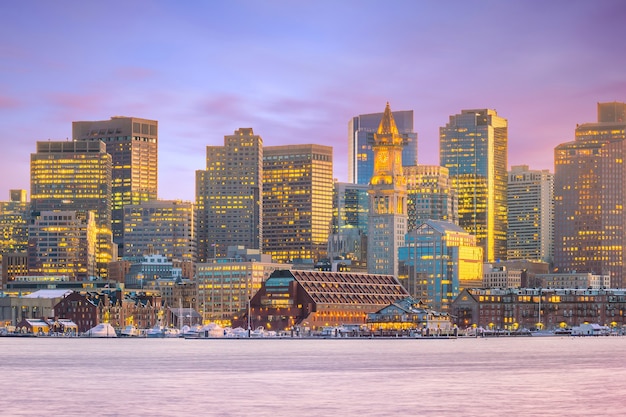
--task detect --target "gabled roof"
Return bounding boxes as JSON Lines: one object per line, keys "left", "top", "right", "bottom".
{"left": 417, "top": 219, "right": 468, "bottom": 235}
{"left": 279, "top": 270, "right": 409, "bottom": 306}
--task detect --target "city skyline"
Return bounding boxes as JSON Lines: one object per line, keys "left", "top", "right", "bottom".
{"left": 1, "top": 1, "right": 625, "bottom": 201}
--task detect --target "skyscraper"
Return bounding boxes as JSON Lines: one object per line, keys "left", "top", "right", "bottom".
{"left": 123, "top": 200, "right": 195, "bottom": 262}
{"left": 195, "top": 128, "right": 263, "bottom": 261}
{"left": 30, "top": 140, "right": 113, "bottom": 277}
{"left": 349, "top": 110, "right": 417, "bottom": 185}
{"left": 404, "top": 165, "right": 458, "bottom": 231}
{"left": 554, "top": 102, "right": 626, "bottom": 287}
{"left": 263, "top": 144, "right": 333, "bottom": 263}
{"left": 27, "top": 210, "right": 97, "bottom": 281}
{"left": 327, "top": 182, "right": 369, "bottom": 262}
{"left": 367, "top": 103, "right": 407, "bottom": 276}
{"left": 73, "top": 117, "right": 158, "bottom": 250}
{"left": 440, "top": 109, "right": 508, "bottom": 262}
{"left": 507, "top": 165, "right": 553, "bottom": 264}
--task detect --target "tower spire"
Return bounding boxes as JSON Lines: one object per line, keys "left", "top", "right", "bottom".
{"left": 375, "top": 102, "right": 400, "bottom": 144}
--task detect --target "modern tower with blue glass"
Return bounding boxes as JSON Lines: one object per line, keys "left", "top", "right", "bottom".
{"left": 440, "top": 109, "right": 508, "bottom": 263}
{"left": 349, "top": 110, "right": 417, "bottom": 185}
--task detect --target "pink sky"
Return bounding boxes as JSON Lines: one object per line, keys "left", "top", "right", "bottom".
{"left": 1, "top": 1, "right": 625, "bottom": 201}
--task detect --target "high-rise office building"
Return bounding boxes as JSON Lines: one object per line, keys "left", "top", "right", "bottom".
{"left": 367, "top": 103, "right": 407, "bottom": 276}
{"left": 507, "top": 165, "right": 554, "bottom": 264}
{"left": 404, "top": 165, "right": 458, "bottom": 232}
{"left": 30, "top": 141, "right": 113, "bottom": 277}
{"left": 123, "top": 200, "right": 195, "bottom": 262}
{"left": 440, "top": 109, "right": 508, "bottom": 262}
{"left": 73, "top": 117, "right": 158, "bottom": 250}
{"left": 263, "top": 144, "right": 333, "bottom": 263}
{"left": 349, "top": 110, "right": 417, "bottom": 185}
{"left": 554, "top": 102, "right": 626, "bottom": 287}
{"left": 400, "top": 220, "right": 483, "bottom": 312}
{"left": 0, "top": 190, "right": 30, "bottom": 255}
{"left": 195, "top": 128, "right": 263, "bottom": 261}
{"left": 327, "top": 182, "right": 369, "bottom": 262}
{"left": 27, "top": 210, "right": 97, "bottom": 281}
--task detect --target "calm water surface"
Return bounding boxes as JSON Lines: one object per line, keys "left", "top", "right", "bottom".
{"left": 2, "top": 337, "right": 626, "bottom": 416}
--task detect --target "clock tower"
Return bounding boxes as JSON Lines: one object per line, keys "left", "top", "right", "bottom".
{"left": 367, "top": 103, "right": 407, "bottom": 276}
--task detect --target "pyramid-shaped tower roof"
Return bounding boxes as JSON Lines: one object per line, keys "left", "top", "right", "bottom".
{"left": 375, "top": 102, "right": 402, "bottom": 145}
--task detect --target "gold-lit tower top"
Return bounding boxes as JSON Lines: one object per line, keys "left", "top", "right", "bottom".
{"left": 370, "top": 102, "right": 406, "bottom": 186}
{"left": 374, "top": 102, "right": 402, "bottom": 145}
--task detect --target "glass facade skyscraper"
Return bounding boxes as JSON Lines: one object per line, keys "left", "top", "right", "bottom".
{"left": 440, "top": 109, "right": 508, "bottom": 262}
{"left": 349, "top": 110, "right": 417, "bottom": 185}
{"left": 399, "top": 220, "right": 483, "bottom": 312}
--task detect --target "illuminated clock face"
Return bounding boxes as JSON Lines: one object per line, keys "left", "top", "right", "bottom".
{"left": 377, "top": 149, "right": 389, "bottom": 164}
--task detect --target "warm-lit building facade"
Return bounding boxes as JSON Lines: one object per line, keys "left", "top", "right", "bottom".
{"left": 27, "top": 210, "right": 97, "bottom": 281}
{"left": 196, "top": 252, "right": 284, "bottom": 324}
{"left": 73, "top": 117, "right": 158, "bottom": 250}
{"left": 0, "top": 190, "right": 30, "bottom": 255}
{"left": 195, "top": 128, "right": 263, "bottom": 261}
{"left": 348, "top": 110, "right": 417, "bottom": 185}
{"left": 451, "top": 287, "right": 626, "bottom": 331}
{"left": 367, "top": 103, "right": 407, "bottom": 276}
{"left": 123, "top": 199, "right": 195, "bottom": 262}
{"left": 440, "top": 109, "right": 508, "bottom": 262}
{"left": 30, "top": 141, "right": 113, "bottom": 277}
{"left": 554, "top": 102, "right": 626, "bottom": 288}
{"left": 507, "top": 165, "right": 554, "bottom": 264}
{"left": 400, "top": 220, "right": 483, "bottom": 312}
{"left": 404, "top": 164, "right": 458, "bottom": 232}
{"left": 242, "top": 269, "right": 409, "bottom": 331}
{"left": 263, "top": 144, "right": 333, "bottom": 263}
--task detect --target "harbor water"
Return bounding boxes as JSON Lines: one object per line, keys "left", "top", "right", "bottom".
{"left": 2, "top": 336, "right": 626, "bottom": 416}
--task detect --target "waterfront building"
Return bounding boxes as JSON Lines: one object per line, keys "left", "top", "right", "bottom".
{"left": 348, "top": 110, "right": 417, "bottom": 185}
{"left": 0, "top": 289, "right": 71, "bottom": 328}
{"left": 482, "top": 264, "right": 522, "bottom": 289}
{"left": 399, "top": 220, "right": 483, "bottom": 312}
{"left": 196, "top": 247, "right": 284, "bottom": 324}
{"left": 535, "top": 272, "right": 610, "bottom": 290}
{"left": 73, "top": 117, "right": 158, "bottom": 250}
{"left": 366, "top": 297, "right": 453, "bottom": 334}
{"left": 263, "top": 144, "right": 333, "bottom": 263}
{"left": 367, "top": 103, "right": 408, "bottom": 276}
{"left": 507, "top": 165, "right": 554, "bottom": 264}
{"left": 440, "top": 109, "right": 508, "bottom": 262}
{"left": 404, "top": 165, "right": 458, "bottom": 231}
{"left": 554, "top": 102, "right": 626, "bottom": 287}
{"left": 451, "top": 287, "right": 626, "bottom": 331}
{"left": 327, "top": 182, "right": 369, "bottom": 263}
{"left": 27, "top": 210, "right": 97, "bottom": 281}
{"left": 30, "top": 141, "right": 113, "bottom": 277}
{"left": 243, "top": 269, "right": 409, "bottom": 331}
{"left": 195, "top": 128, "right": 263, "bottom": 261}
{"left": 123, "top": 199, "right": 195, "bottom": 262}
{"left": 53, "top": 290, "right": 162, "bottom": 333}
